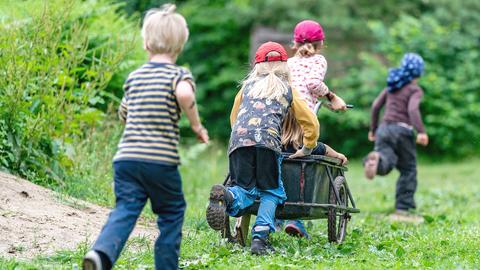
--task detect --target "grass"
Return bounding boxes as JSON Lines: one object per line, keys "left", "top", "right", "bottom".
{"left": 1, "top": 129, "right": 480, "bottom": 269}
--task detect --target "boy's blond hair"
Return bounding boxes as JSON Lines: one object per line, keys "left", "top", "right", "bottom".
{"left": 241, "top": 51, "right": 291, "bottom": 101}
{"left": 142, "top": 4, "right": 189, "bottom": 57}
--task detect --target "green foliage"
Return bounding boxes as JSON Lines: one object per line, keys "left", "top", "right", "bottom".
{"left": 0, "top": 0, "right": 139, "bottom": 184}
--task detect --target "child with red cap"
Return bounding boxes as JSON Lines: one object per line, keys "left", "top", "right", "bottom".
{"left": 206, "top": 42, "right": 320, "bottom": 255}
{"left": 280, "top": 20, "right": 349, "bottom": 238}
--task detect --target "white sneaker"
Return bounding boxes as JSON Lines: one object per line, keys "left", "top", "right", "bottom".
{"left": 83, "top": 250, "right": 103, "bottom": 270}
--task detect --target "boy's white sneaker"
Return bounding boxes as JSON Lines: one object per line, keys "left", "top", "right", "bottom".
{"left": 83, "top": 250, "right": 103, "bottom": 270}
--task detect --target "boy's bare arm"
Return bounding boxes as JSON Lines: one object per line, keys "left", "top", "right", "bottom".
{"left": 175, "top": 80, "right": 209, "bottom": 143}
{"left": 118, "top": 82, "right": 129, "bottom": 123}
{"left": 118, "top": 96, "right": 128, "bottom": 123}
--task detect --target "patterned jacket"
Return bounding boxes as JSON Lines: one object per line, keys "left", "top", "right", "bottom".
{"left": 228, "top": 80, "right": 319, "bottom": 155}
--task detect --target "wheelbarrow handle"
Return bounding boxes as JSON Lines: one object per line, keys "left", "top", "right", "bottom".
{"left": 314, "top": 101, "right": 354, "bottom": 114}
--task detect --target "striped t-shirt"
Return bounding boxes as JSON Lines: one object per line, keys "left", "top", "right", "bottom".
{"left": 113, "top": 62, "right": 195, "bottom": 165}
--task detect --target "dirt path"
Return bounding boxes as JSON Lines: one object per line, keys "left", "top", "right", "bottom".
{"left": 0, "top": 171, "right": 156, "bottom": 259}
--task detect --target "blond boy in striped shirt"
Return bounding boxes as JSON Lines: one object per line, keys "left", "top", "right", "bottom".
{"left": 83, "top": 4, "right": 208, "bottom": 270}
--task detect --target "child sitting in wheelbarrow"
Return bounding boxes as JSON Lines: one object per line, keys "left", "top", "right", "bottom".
{"left": 278, "top": 19, "right": 349, "bottom": 238}
{"left": 206, "top": 42, "right": 320, "bottom": 255}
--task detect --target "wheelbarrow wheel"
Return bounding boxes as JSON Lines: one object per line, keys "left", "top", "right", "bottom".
{"left": 328, "top": 176, "right": 349, "bottom": 244}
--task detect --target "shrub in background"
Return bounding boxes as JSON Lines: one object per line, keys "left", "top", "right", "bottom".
{"left": 0, "top": 0, "right": 140, "bottom": 184}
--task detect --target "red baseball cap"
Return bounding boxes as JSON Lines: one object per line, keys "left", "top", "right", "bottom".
{"left": 254, "top": 42, "right": 288, "bottom": 64}
{"left": 293, "top": 20, "right": 325, "bottom": 43}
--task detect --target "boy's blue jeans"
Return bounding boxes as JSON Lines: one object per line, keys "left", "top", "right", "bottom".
{"left": 226, "top": 154, "right": 287, "bottom": 234}
{"left": 92, "top": 161, "right": 186, "bottom": 270}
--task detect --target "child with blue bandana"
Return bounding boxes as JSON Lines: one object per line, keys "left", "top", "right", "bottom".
{"left": 364, "top": 53, "right": 428, "bottom": 224}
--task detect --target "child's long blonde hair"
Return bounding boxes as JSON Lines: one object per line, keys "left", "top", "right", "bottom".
{"left": 292, "top": 41, "right": 323, "bottom": 57}
{"left": 281, "top": 109, "right": 303, "bottom": 150}
{"left": 241, "top": 52, "right": 290, "bottom": 101}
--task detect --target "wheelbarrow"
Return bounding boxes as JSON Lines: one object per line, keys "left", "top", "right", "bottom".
{"left": 212, "top": 102, "right": 359, "bottom": 245}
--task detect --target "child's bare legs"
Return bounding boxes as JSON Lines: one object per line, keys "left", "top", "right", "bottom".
{"left": 324, "top": 144, "right": 348, "bottom": 165}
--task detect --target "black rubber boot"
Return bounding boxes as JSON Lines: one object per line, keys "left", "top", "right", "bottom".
{"left": 83, "top": 250, "right": 111, "bottom": 270}
{"left": 206, "top": 184, "right": 233, "bottom": 230}
{"left": 250, "top": 228, "right": 275, "bottom": 255}
{"left": 250, "top": 237, "right": 275, "bottom": 255}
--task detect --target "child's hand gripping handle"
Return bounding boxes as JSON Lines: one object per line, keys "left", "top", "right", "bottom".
{"left": 314, "top": 102, "right": 354, "bottom": 114}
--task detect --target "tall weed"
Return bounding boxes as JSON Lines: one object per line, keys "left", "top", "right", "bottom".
{"left": 0, "top": 0, "right": 139, "bottom": 185}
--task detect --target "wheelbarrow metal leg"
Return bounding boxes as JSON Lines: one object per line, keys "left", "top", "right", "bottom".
{"left": 234, "top": 214, "right": 251, "bottom": 247}
{"left": 339, "top": 171, "right": 357, "bottom": 209}
{"left": 326, "top": 167, "right": 341, "bottom": 205}
{"left": 222, "top": 173, "right": 231, "bottom": 186}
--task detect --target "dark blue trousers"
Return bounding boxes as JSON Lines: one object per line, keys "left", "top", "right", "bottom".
{"left": 374, "top": 124, "right": 417, "bottom": 210}
{"left": 93, "top": 161, "right": 186, "bottom": 270}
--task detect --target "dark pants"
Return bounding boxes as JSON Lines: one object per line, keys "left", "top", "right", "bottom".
{"left": 374, "top": 124, "right": 417, "bottom": 210}
{"left": 227, "top": 147, "right": 287, "bottom": 233}
{"left": 93, "top": 161, "right": 186, "bottom": 270}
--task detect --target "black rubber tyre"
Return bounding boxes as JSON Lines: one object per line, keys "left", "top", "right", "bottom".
{"left": 327, "top": 176, "right": 349, "bottom": 243}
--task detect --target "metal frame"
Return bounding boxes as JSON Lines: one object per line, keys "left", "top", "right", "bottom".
{"left": 222, "top": 157, "right": 359, "bottom": 215}
{"left": 280, "top": 201, "right": 360, "bottom": 213}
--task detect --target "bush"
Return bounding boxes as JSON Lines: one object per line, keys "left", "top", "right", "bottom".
{"left": 0, "top": 0, "right": 140, "bottom": 184}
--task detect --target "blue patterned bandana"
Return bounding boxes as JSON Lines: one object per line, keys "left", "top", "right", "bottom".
{"left": 387, "top": 53, "right": 424, "bottom": 92}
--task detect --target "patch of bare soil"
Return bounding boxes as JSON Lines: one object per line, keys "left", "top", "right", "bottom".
{"left": 0, "top": 171, "right": 156, "bottom": 259}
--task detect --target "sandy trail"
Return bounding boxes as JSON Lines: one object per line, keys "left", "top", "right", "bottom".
{"left": 0, "top": 171, "right": 156, "bottom": 259}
